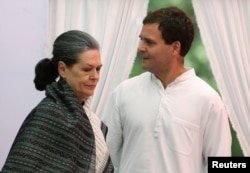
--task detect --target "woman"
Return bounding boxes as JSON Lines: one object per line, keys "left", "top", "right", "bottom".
{"left": 1, "top": 30, "right": 114, "bottom": 173}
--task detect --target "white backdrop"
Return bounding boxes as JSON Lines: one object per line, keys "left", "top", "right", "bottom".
{"left": 0, "top": 0, "right": 48, "bottom": 169}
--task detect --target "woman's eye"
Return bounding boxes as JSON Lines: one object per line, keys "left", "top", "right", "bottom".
{"left": 83, "top": 68, "right": 91, "bottom": 72}
{"left": 96, "top": 67, "right": 101, "bottom": 72}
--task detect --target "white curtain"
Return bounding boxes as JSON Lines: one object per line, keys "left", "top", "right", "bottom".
{"left": 49, "top": 0, "right": 149, "bottom": 117}
{"left": 192, "top": 0, "right": 250, "bottom": 155}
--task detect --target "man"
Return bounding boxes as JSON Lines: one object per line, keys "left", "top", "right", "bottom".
{"left": 102, "top": 7, "right": 232, "bottom": 173}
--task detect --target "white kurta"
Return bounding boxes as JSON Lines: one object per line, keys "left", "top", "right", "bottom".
{"left": 102, "top": 68, "right": 232, "bottom": 173}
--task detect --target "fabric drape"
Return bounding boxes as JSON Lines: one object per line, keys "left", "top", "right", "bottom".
{"left": 192, "top": 0, "right": 250, "bottom": 155}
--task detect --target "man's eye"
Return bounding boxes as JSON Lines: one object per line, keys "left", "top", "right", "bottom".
{"left": 145, "top": 39, "right": 154, "bottom": 45}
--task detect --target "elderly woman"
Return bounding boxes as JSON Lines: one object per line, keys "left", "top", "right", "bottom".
{"left": 1, "top": 30, "right": 113, "bottom": 173}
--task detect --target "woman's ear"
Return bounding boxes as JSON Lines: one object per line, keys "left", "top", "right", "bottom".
{"left": 58, "top": 61, "right": 67, "bottom": 78}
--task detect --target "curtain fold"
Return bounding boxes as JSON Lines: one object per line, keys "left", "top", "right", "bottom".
{"left": 192, "top": 0, "right": 250, "bottom": 155}
{"left": 48, "top": 0, "right": 149, "bottom": 116}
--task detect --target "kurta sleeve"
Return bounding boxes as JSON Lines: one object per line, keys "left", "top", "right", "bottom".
{"left": 102, "top": 90, "right": 123, "bottom": 173}
{"left": 202, "top": 97, "right": 232, "bottom": 171}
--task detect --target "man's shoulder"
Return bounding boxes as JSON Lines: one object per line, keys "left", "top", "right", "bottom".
{"left": 120, "top": 72, "right": 150, "bottom": 85}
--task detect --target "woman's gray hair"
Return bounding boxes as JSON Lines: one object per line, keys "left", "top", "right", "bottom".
{"left": 34, "top": 30, "right": 100, "bottom": 91}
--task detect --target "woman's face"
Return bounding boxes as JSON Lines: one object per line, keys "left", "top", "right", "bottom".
{"left": 59, "top": 49, "right": 102, "bottom": 103}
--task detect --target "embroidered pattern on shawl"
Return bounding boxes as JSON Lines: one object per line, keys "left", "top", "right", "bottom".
{"left": 1, "top": 79, "right": 113, "bottom": 173}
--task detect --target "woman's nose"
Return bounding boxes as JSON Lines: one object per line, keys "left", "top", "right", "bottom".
{"left": 90, "top": 70, "right": 99, "bottom": 80}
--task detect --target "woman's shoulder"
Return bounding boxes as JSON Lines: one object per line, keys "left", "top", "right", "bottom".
{"left": 26, "top": 97, "right": 65, "bottom": 123}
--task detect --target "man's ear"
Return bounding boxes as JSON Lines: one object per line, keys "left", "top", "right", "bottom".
{"left": 58, "top": 61, "right": 67, "bottom": 78}
{"left": 172, "top": 41, "right": 181, "bottom": 55}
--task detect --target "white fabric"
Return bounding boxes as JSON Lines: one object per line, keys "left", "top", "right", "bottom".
{"left": 191, "top": 0, "right": 250, "bottom": 155}
{"left": 83, "top": 98, "right": 108, "bottom": 172}
{"left": 102, "top": 68, "right": 232, "bottom": 173}
{"left": 48, "top": 0, "right": 149, "bottom": 117}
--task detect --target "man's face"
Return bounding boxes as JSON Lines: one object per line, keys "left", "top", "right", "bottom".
{"left": 138, "top": 23, "right": 175, "bottom": 76}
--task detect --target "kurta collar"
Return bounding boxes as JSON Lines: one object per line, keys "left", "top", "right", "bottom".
{"left": 151, "top": 67, "right": 196, "bottom": 89}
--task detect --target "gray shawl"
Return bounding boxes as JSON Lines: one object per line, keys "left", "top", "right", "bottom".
{"left": 1, "top": 79, "right": 113, "bottom": 173}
